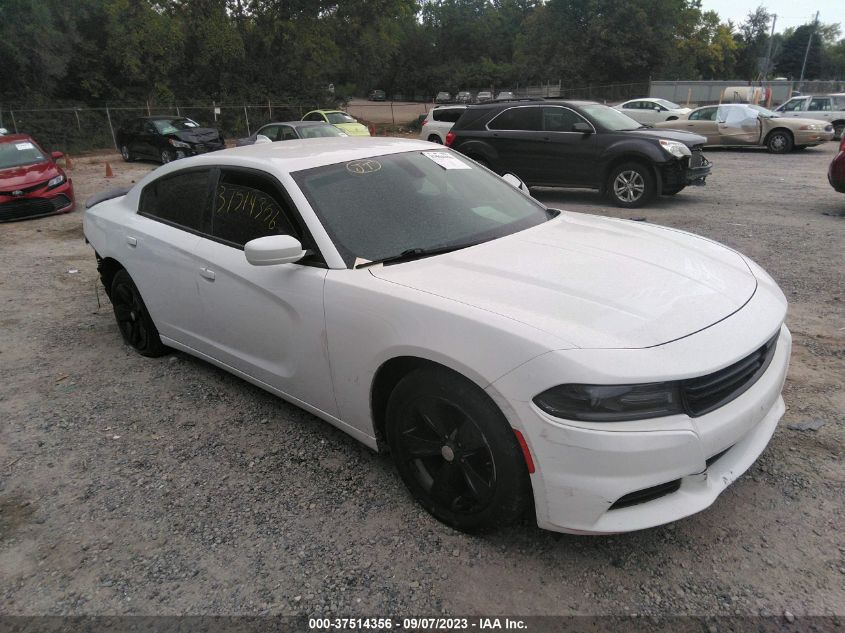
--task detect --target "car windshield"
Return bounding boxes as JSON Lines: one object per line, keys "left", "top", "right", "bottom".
{"left": 748, "top": 105, "right": 778, "bottom": 117}
{"left": 580, "top": 104, "right": 643, "bottom": 130}
{"left": 655, "top": 99, "right": 682, "bottom": 109}
{"left": 152, "top": 118, "right": 200, "bottom": 133}
{"left": 0, "top": 140, "right": 46, "bottom": 169}
{"left": 299, "top": 125, "right": 345, "bottom": 139}
{"left": 325, "top": 112, "right": 355, "bottom": 124}
{"left": 293, "top": 150, "right": 551, "bottom": 267}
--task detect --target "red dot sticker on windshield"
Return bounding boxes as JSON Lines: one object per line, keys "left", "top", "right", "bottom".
{"left": 346, "top": 159, "right": 382, "bottom": 174}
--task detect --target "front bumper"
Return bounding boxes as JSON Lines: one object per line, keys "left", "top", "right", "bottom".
{"left": 173, "top": 141, "right": 225, "bottom": 158}
{"left": 794, "top": 129, "right": 835, "bottom": 145}
{"left": 487, "top": 261, "right": 790, "bottom": 534}
{"left": 0, "top": 180, "right": 75, "bottom": 222}
{"left": 662, "top": 152, "right": 711, "bottom": 190}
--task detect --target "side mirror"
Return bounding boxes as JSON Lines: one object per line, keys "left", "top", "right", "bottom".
{"left": 51, "top": 151, "right": 64, "bottom": 160}
{"left": 572, "top": 122, "right": 593, "bottom": 134}
{"left": 501, "top": 173, "right": 528, "bottom": 192}
{"left": 254, "top": 134, "right": 272, "bottom": 144}
{"left": 244, "top": 235, "right": 305, "bottom": 266}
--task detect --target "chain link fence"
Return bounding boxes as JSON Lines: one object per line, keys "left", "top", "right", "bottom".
{"left": 0, "top": 102, "right": 321, "bottom": 154}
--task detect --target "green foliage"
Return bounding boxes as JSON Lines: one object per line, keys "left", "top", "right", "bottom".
{"left": 0, "top": 0, "right": 843, "bottom": 108}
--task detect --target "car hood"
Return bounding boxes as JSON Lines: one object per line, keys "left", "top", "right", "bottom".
{"left": 334, "top": 122, "right": 370, "bottom": 136}
{"left": 370, "top": 214, "right": 757, "bottom": 350}
{"left": 0, "top": 160, "right": 58, "bottom": 190}
{"left": 624, "top": 127, "right": 707, "bottom": 147}
{"left": 169, "top": 128, "right": 221, "bottom": 144}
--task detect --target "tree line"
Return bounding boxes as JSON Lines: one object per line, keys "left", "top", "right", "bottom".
{"left": 1, "top": 0, "right": 843, "bottom": 107}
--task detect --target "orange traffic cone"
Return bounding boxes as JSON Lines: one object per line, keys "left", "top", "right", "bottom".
{"left": 105, "top": 162, "right": 114, "bottom": 178}
{"left": 65, "top": 155, "right": 73, "bottom": 169}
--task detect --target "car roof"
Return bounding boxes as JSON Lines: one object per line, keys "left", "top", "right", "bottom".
{"left": 0, "top": 133, "right": 35, "bottom": 145}
{"left": 308, "top": 110, "right": 348, "bottom": 114}
{"left": 137, "top": 115, "right": 191, "bottom": 120}
{"left": 150, "top": 137, "right": 436, "bottom": 176}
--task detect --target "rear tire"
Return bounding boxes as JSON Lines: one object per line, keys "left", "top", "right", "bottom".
{"left": 427, "top": 134, "right": 443, "bottom": 144}
{"left": 833, "top": 122, "right": 844, "bottom": 141}
{"left": 607, "top": 162, "right": 656, "bottom": 208}
{"left": 385, "top": 368, "right": 532, "bottom": 532}
{"left": 766, "top": 130, "right": 793, "bottom": 154}
{"left": 120, "top": 145, "right": 134, "bottom": 162}
{"left": 110, "top": 269, "right": 168, "bottom": 357}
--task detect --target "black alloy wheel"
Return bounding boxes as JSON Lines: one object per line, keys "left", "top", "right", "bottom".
{"left": 110, "top": 269, "right": 168, "bottom": 357}
{"left": 386, "top": 368, "right": 531, "bottom": 532}
{"left": 120, "top": 145, "right": 134, "bottom": 162}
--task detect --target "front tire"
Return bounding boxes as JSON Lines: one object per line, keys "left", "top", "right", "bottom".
{"left": 385, "top": 368, "right": 532, "bottom": 532}
{"left": 427, "top": 134, "right": 443, "bottom": 144}
{"left": 120, "top": 145, "right": 134, "bottom": 162}
{"left": 110, "top": 269, "right": 168, "bottom": 357}
{"left": 160, "top": 149, "right": 175, "bottom": 164}
{"left": 766, "top": 130, "right": 793, "bottom": 154}
{"left": 607, "top": 162, "right": 656, "bottom": 208}
{"left": 832, "top": 122, "right": 844, "bottom": 141}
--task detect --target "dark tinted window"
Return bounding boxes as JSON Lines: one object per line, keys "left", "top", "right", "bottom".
{"left": 488, "top": 106, "right": 542, "bottom": 131}
{"left": 432, "top": 108, "right": 465, "bottom": 123}
{"left": 139, "top": 169, "right": 211, "bottom": 231}
{"left": 281, "top": 126, "right": 298, "bottom": 140}
{"left": 211, "top": 170, "right": 297, "bottom": 247}
{"left": 543, "top": 107, "right": 587, "bottom": 132}
{"left": 304, "top": 112, "right": 325, "bottom": 122}
{"left": 258, "top": 125, "right": 281, "bottom": 141}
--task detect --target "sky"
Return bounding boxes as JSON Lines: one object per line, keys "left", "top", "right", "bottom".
{"left": 700, "top": 0, "right": 845, "bottom": 33}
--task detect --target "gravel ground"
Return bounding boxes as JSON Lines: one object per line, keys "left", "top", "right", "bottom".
{"left": 1, "top": 144, "right": 844, "bottom": 620}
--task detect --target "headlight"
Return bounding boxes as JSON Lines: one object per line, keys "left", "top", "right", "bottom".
{"left": 658, "top": 139, "right": 692, "bottom": 158}
{"left": 798, "top": 124, "right": 821, "bottom": 131}
{"left": 168, "top": 139, "right": 191, "bottom": 148}
{"left": 533, "top": 382, "right": 684, "bottom": 422}
{"left": 47, "top": 174, "right": 65, "bottom": 189}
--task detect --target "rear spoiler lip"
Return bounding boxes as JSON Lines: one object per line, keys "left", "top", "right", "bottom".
{"left": 85, "top": 185, "right": 132, "bottom": 209}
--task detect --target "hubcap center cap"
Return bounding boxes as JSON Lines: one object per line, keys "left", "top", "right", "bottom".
{"left": 441, "top": 445, "right": 455, "bottom": 462}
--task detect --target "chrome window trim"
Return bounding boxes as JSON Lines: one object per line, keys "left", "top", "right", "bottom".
{"left": 485, "top": 105, "right": 596, "bottom": 134}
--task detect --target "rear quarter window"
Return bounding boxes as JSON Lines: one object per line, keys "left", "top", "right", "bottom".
{"left": 432, "top": 108, "right": 465, "bottom": 123}
{"left": 139, "top": 169, "right": 212, "bottom": 232}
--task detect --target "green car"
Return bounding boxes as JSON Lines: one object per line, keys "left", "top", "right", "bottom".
{"left": 302, "top": 110, "right": 370, "bottom": 136}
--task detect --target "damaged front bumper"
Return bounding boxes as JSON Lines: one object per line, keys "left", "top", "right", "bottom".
{"left": 663, "top": 151, "right": 711, "bottom": 190}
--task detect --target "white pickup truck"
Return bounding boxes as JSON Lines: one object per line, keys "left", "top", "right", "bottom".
{"left": 774, "top": 94, "right": 845, "bottom": 140}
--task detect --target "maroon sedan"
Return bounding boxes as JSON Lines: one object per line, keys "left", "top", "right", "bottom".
{"left": 830, "top": 137, "right": 845, "bottom": 194}
{"left": 0, "top": 134, "right": 75, "bottom": 222}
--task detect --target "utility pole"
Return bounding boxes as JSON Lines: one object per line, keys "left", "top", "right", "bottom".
{"left": 798, "top": 11, "right": 820, "bottom": 92}
{"left": 759, "top": 14, "right": 777, "bottom": 82}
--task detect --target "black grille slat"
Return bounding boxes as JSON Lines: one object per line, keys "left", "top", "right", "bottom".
{"left": 609, "top": 479, "right": 682, "bottom": 510}
{"left": 681, "top": 333, "right": 779, "bottom": 417}
{"left": 0, "top": 178, "right": 50, "bottom": 196}
{"left": 0, "top": 196, "right": 70, "bottom": 221}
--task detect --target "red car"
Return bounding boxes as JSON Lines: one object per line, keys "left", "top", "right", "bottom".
{"left": 829, "top": 137, "right": 845, "bottom": 194}
{"left": 0, "top": 134, "right": 75, "bottom": 222}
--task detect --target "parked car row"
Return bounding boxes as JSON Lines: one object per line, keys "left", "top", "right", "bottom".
{"left": 117, "top": 110, "right": 371, "bottom": 166}
{"left": 435, "top": 91, "right": 515, "bottom": 104}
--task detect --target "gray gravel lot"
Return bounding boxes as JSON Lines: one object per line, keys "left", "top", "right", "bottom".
{"left": 1, "top": 144, "right": 844, "bottom": 619}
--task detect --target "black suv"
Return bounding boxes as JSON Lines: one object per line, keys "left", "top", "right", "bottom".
{"left": 446, "top": 99, "right": 711, "bottom": 207}
{"left": 116, "top": 116, "right": 225, "bottom": 165}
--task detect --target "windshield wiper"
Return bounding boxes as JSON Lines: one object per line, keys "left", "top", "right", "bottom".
{"left": 355, "top": 241, "right": 480, "bottom": 269}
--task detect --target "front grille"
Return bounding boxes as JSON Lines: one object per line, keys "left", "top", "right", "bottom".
{"left": 689, "top": 149, "right": 705, "bottom": 168}
{"left": 0, "top": 195, "right": 71, "bottom": 221}
{"left": 681, "top": 332, "right": 779, "bottom": 417}
{"left": 609, "top": 479, "right": 681, "bottom": 510}
{"left": 0, "top": 178, "right": 50, "bottom": 197}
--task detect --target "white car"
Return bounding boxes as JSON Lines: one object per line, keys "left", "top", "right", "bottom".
{"left": 419, "top": 105, "right": 466, "bottom": 144}
{"left": 615, "top": 98, "right": 692, "bottom": 125}
{"left": 84, "top": 138, "right": 790, "bottom": 535}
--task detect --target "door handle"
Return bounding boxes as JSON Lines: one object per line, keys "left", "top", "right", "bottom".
{"left": 126, "top": 236, "right": 137, "bottom": 247}
{"left": 200, "top": 267, "right": 216, "bottom": 281}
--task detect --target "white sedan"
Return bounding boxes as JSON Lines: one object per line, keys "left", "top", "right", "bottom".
{"left": 84, "top": 138, "right": 790, "bottom": 534}
{"left": 615, "top": 98, "right": 692, "bottom": 125}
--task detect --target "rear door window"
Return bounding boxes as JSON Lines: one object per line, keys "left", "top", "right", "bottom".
{"left": 488, "top": 107, "right": 542, "bottom": 131}
{"left": 139, "top": 169, "right": 212, "bottom": 232}
{"left": 808, "top": 98, "right": 831, "bottom": 111}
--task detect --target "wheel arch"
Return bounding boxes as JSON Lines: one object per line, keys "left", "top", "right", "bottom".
{"left": 370, "top": 355, "right": 489, "bottom": 449}
{"left": 95, "top": 253, "right": 125, "bottom": 299}
{"left": 600, "top": 153, "right": 661, "bottom": 193}
{"left": 764, "top": 127, "right": 794, "bottom": 144}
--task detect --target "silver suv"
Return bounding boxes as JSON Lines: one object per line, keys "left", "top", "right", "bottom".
{"left": 774, "top": 94, "right": 845, "bottom": 140}
{"left": 418, "top": 105, "right": 467, "bottom": 144}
